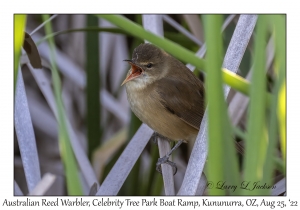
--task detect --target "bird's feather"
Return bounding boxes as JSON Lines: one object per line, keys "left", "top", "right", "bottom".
{"left": 155, "top": 75, "right": 205, "bottom": 130}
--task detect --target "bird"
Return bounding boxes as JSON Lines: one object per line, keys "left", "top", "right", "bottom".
{"left": 121, "top": 43, "right": 205, "bottom": 174}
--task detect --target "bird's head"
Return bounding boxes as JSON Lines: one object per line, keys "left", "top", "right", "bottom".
{"left": 121, "top": 43, "right": 170, "bottom": 89}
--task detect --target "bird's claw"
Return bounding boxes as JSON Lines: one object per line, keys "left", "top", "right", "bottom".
{"left": 156, "top": 156, "right": 177, "bottom": 175}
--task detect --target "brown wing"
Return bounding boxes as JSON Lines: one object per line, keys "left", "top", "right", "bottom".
{"left": 155, "top": 76, "right": 205, "bottom": 130}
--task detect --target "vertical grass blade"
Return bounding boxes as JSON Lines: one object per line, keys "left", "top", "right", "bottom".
{"left": 15, "top": 68, "right": 41, "bottom": 192}
{"left": 263, "top": 69, "right": 281, "bottom": 193}
{"left": 42, "top": 14, "right": 83, "bottom": 195}
{"left": 272, "top": 15, "right": 286, "bottom": 167}
{"left": 278, "top": 82, "right": 286, "bottom": 163}
{"left": 86, "top": 15, "right": 101, "bottom": 159}
{"left": 14, "top": 15, "right": 26, "bottom": 90}
{"left": 262, "top": 15, "right": 286, "bottom": 194}
{"left": 223, "top": 15, "right": 257, "bottom": 195}
{"left": 243, "top": 15, "right": 268, "bottom": 195}
{"left": 204, "top": 14, "right": 229, "bottom": 195}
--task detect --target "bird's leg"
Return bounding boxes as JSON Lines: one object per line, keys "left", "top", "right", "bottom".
{"left": 156, "top": 140, "right": 184, "bottom": 175}
{"left": 151, "top": 132, "right": 171, "bottom": 145}
{"left": 150, "top": 132, "right": 158, "bottom": 145}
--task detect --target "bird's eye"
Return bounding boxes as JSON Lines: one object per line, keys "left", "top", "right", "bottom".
{"left": 146, "top": 63, "right": 152, "bottom": 68}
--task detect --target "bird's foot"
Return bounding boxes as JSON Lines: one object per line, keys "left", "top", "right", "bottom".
{"left": 156, "top": 155, "right": 177, "bottom": 175}
{"left": 155, "top": 139, "right": 184, "bottom": 175}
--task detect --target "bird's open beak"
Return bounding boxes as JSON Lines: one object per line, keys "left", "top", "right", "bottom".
{"left": 121, "top": 60, "right": 143, "bottom": 86}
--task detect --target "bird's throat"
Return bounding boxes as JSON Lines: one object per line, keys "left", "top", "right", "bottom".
{"left": 121, "top": 63, "right": 143, "bottom": 85}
